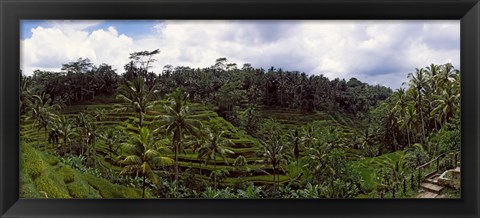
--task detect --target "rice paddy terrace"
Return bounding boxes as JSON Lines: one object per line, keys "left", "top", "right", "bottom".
{"left": 20, "top": 96, "right": 375, "bottom": 197}
{"left": 20, "top": 98, "right": 442, "bottom": 199}
{"left": 20, "top": 100, "right": 304, "bottom": 187}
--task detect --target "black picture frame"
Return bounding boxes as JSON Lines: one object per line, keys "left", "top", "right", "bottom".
{"left": 1, "top": 0, "right": 479, "bottom": 217}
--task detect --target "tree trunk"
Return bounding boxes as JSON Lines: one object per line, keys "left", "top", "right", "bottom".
{"left": 296, "top": 159, "right": 299, "bottom": 176}
{"left": 273, "top": 166, "right": 276, "bottom": 197}
{"left": 277, "top": 168, "right": 280, "bottom": 190}
{"left": 175, "top": 141, "right": 179, "bottom": 197}
{"left": 392, "top": 128, "right": 397, "bottom": 151}
{"left": 406, "top": 128, "right": 411, "bottom": 147}
{"left": 86, "top": 142, "right": 90, "bottom": 167}
{"left": 214, "top": 161, "right": 217, "bottom": 190}
{"left": 142, "top": 174, "right": 146, "bottom": 198}
{"left": 419, "top": 100, "right": 427, "bottom": 144}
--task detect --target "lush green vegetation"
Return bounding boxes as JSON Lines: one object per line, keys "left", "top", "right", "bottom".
{"left": 20, "top": 50, "right": 460, "bottom": 198}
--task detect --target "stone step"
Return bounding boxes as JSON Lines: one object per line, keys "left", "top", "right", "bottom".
{"left": 425, "top": 175, "right": 441, "bottom": 184}
{"left": 435, "top": 194, "right": 447, "bottom": 198}
{"left": 416, "top": 191, "right": 438, "bottom": 198}
{"left": 420, "top": 182, "right": 444, "bottom": 194}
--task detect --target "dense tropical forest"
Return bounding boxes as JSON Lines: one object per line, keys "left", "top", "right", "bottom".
{"left": 20, "top": 49, "right": 460, "bottom": 198}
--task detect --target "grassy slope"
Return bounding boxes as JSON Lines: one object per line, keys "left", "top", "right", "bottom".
{"left": 20, "top": 142, "right": 149, "bottom": 198}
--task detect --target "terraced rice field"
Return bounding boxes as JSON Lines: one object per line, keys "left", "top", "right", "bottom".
{"left": 21, "top": 102, "right": 297, "bottom": 186}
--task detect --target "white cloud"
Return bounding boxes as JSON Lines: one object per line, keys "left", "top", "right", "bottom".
{"left": 21, "top": 24, "right": 135, "bottom": 75}
{"left": 20, "top": 20, "right": 459, "bottom": 89}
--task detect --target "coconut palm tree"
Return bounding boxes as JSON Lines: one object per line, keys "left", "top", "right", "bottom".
{"left": 155, "top": 88, "right": 203, "bottom": 194}
{"left": 20, "top": 74, "right": 32, "bottom": 115}
{"left": 288, "top": 129, "right": 302, "bottom": 173}
{"left": 197, "top": 129, "right": 234, "bottom": 189}
{"left": 85, "top": 119, "right": 99, "bottom": 168}
{"left": 75, "top": 112, "right": 94, "bottom": 157}
{"left": 99, "top": 127, "right": 122, "bottom": 160}
{"left": 437, "top": 63, "right": 459, "bottom": 88}
{"left": 51, "top": 115, "right": 77, "bottom": 153}
{"left": 116, "top": 76, "right": 160, "bottom": 128}
{"left": 258, "top": 137, "right": 287, "bottom": 197}
{"left": 27, "top": 93, "right": 60, "bottom": 150}
{"left": 301, "top": 125, "right": 316, "bottom": 149}
{"left": 403, "top": 103, "right": 417, "bottom": 146}
{"left": 233, "top": 155, "right": 250, "bottom": 187}
{"left": 120, "top": 127, "right": 174, "bottom": 198}
{"left": 407, "top": 68, "right": 428, "bottom": 144}
{"left": 94, "top": 108, "right": 107, "bottom": 122}
{"left": 425, "top": 64, "right": 440, "bottom": 94}
{"left": 306, "top": 142, "right": 343, "bottom": 188}
{"left": 431, "top": 85, "right": 460, "bottom": 126}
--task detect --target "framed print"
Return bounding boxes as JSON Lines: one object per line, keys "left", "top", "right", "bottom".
{"left": 1, "top": 0, "right": 479, "bottom": 217}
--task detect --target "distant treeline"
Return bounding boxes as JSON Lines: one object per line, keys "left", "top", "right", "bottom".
{"left": 21, "top": 54, "right": 392, "bottom": 121}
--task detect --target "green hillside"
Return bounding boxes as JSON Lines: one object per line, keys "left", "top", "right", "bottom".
{"left": 20, "top": 142, "right": 148, "bottom": 198}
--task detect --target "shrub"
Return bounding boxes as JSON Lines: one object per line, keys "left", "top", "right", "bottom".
{"left": 44, "top": 153, "right": 60, "bottom": 166}
{"left": 82, "top": 174, "right": 144, "bottom": 198}
{"left": 57, "top": 165, "right": 76, "bottom": 183}
{"left": 19, "top": 171, "right": 43, "bottom": 198}
{"left": 438, "top": 129, "right": 460, "bottom": 153}
{"left": 67, "top": 180, "right": 100, "bottom": 198}
{"left": 20, "top": 143, "right": 45, "bottom": 179}
{"left": 34, "top": 176, "right": 71, "bottom": 198}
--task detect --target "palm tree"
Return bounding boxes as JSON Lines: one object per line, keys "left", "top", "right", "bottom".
{"left": 75, "top": 112, "right": 90, "bottom": 155}
{"left": 301, "top": 125, "right": 316, "bottom": 149}
{"left": 233, "top": 155, "right": 249, "bottom": 187}
{"left": 75, "top": 112, "right": 101, "bottom": 168}
{"left": 408, "top": 68, "right": 428, "bottom": 144}
{"left": 116, "top": 76, "right": 160, "bottom": 128}
{"left": 94, "top": 108, "right": 107, "bottom": 122}
{"left": 258, "top": 137, "right": 287, "bottom": 197}
{"left": 27, "top": 93, "right": 60, "bottom": 150}
{"left": 20, "top": 74, "right": 32, "bottom": 115}
{"left": 239, "top": 104, "right": 259, "bottom": 135}
{"left": 391, "top": 88, "right": 410, "bottom": 148}
{"left": 431, "top": 85, "right": 460, "bottom": 126}
{"left": 155, "top": 88, "right": 203, "bottom": 194}
{"left": 373, "top": 153, "right": 409, "bottom": 197}
{"left": 403, "top": 103, "right": 417, "bottom": 146}
{"left": 425, "top": 64, "right": 440, "bottom": 94}
{"left": 288, "top": 129, "right": 302, "bottom": 173}
{"left": 197, "top": 129, "right": 235, "bottom": 189}
{"left": 99, "top": 128, "right": 122, "bottom": 160}
{"left": 437, "top": 63, "right": 459, "bottom": 87}
{"left": 305, "top": 142, "right": 342, "bottom": 188}
{"left": 120, "top": 127, "right": 174, "bottom": 198}
{"left": 85, "top": 119, "right": 99, "bottom": 168}
{"left": 51, "top": 116, "right": 77, "bottom": 153}
{"left": 386, "top": 104, "right": 399, "bottom": 151}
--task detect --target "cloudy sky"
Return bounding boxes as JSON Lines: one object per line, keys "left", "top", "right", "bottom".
{"left": 20, "top": 20, "right": 460, "bottom": 89}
